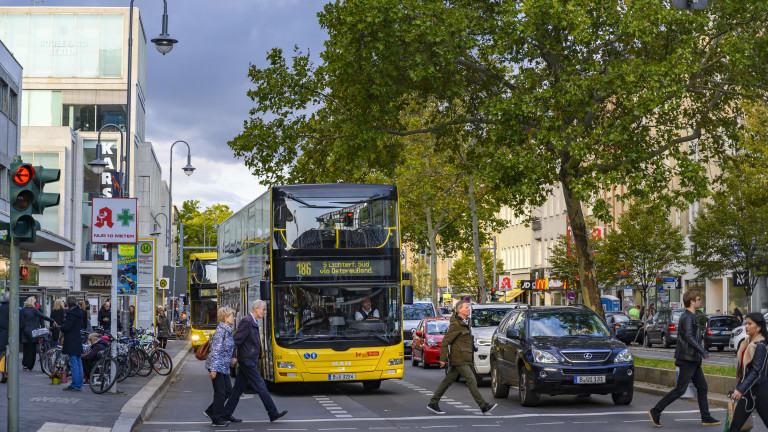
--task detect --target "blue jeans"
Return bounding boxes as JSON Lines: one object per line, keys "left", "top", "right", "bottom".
{"left": 69, "top": 355, "right": 83, "bottom": 390}
{"left": 224, "top": 360, "right": 278, "bottom": 418}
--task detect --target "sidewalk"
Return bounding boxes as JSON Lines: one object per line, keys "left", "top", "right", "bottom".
{"left": 0, "top": 339, "right": 192, "bottom": 432}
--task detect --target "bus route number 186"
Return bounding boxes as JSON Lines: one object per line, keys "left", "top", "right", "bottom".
{"left": 296, "top": 262, "right": 311, "bottom": 276}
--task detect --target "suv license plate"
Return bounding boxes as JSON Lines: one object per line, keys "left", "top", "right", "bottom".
{"left": 329, "top": 373, "right": 355, "bottom": 380}
{"left": 574, "top": 375, "right": 606, "bottom": 384}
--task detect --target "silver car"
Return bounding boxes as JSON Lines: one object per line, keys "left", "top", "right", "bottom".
{"left": 470, "top": 303, "right": 524, "bottom": 379}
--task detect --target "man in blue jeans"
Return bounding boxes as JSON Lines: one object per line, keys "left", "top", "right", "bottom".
{"left": 223, "top": 300, "right": 287, "bottom": 423}
{"left": 61, "top": 296, "right": 84, "bottom": 391}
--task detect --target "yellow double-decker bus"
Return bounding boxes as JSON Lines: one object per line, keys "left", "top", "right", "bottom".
{"left": 217, "top": 184, "right": 411, "bottom": 391}
{"left": 188, "top": 252, "right": 218, "bottom": 346}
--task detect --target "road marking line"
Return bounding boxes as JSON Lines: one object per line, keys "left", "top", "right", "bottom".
{"left": 527, "top": 422, "right": 564, "bottom": 426}
{"left": 573, "top": 421, "right": 607, "bottom": 424}
{"left": 335, "top": 415, "right": 353, "bottom": 418}
{"left": 419, "top": 426, "right": 457, "bottom": 429}
{"left": 623, "top": 420, "right": 649, "bottom": 423}
{"left": 446, "top": 402, "right": 463, "bottom": 405}
{"left": 673, "top": 419, "right": 701, "bottom": 421}
{"left": 319, "top": 428, "right": 358, "bottom": 430}
{"left": 330, "top": 411, "right": 348, "bottom": 414}
{"left": 470, "top": 425, "right": 500, "bottom": 427}
{"left": 267, "top": 429, "right": 308, "bottom": 431}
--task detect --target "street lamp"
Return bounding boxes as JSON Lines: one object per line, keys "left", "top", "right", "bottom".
{"left": 125, "top": 0, "right": 178, "bottom": 197}
{"left": 150, "top": 213, "right": 169, "bottom": 247}
{"left": 88, "top": 124, "right": 124, "bottom": 189}
{"left": 168, "top": 140, "right": 195, "bottom": 266}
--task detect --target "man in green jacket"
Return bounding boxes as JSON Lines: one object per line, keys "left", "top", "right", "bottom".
{"left": 427, "top": 300, "right": 496, "bottom": 415}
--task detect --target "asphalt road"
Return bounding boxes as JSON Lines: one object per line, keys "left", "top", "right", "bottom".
{"left": 138, "top": 357, "right": 764, "bottom": 432}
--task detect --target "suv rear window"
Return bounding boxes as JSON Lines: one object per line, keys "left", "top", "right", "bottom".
{"left": 710, "top": 317, "right": 741, "bottom": 328}
{"left": 529, "top": 312, "right": 611, "bottom": 337}
{"left": 672, "top": 310, "right": 683, "bottom": 324}
{"left": 427, "top": 321, "right": 449, "bottom": 335}
{"left": 403, "top": 303, "right": 435, "bottom": 320}
{"left": 472, "top": 308, "right": 512, "bottom": 328}
{"left": 611, "top": 315, "right": 630, "bottom": 322}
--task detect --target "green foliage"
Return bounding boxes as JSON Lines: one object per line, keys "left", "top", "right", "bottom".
{"left": 176, "top": 200, "right": 233, "bottom": 266}
{"left": 689, "top": 102, "right": 768, "bottom": 304}
{"left": 407, "top": 255, "right": 431, "bottom": 300}
{"left": 230, "top": 0, "right": 768, "bottom": 311}
{"left": 598, "top": 202, "right": 687, "bottom": 306}
{"left": 448, "top": 250, "right": 503, "bottom": 302}
{"left": 548, "top": 234, "right": 584, "bottom": 291}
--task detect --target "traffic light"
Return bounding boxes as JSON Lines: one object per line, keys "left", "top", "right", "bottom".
{"left": 10, "top": 161, "right": 39, "bottom": 241}
{"left": 490, "top": 287, "right": 498, "bottom": 302}
{"left": 31, "top": 165, "right": 61, "bottom": 213}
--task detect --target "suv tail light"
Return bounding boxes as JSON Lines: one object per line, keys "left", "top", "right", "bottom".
{"left": 706, "top": 328, "right": 714, "bottom": 336}
{"left": 668, "top": 323, "right": 676, "bottom": 332}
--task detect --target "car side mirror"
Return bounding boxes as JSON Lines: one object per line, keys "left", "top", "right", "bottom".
{"left": 415, "top": 331, "right": 422, "bottom": 337}
{"left": 506, "top": 328, "right": 520, "bottom": 339}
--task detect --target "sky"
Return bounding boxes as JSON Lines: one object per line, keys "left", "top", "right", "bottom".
{"left": 6, "top": 0, "right": 329, "bottom": 212}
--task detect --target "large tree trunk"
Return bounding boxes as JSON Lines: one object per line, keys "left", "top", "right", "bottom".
{"left": 467, "top": 174, "right": 487, "bottom": 303}
{"left": 426, "top": 206, "right": 439, "bottom": 308}
{"left": 559, "top": 167, "right": 604, "bottom": 317}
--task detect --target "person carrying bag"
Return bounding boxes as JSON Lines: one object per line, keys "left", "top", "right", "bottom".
{"left": 726, "top": 312, "right": 768, "bottom": 432}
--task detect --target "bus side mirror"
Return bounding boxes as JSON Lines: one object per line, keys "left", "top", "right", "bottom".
{"left": 260, "top": 280, "right": 271, "bottom": 302}
{"left": 403, "top": 285, "right": 413, "bottom": 305}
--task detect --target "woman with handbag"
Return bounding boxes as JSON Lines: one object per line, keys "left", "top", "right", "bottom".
{"left": 204, "top": 307, "right": 237, "bottom": 427}
{"left": 728, "top": 312, "right": 768, "bottom": 432}
{"left": 21, "top": 296, "right": 56, "bottom": 371}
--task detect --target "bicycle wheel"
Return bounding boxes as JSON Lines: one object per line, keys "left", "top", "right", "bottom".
{"left": 151, "top": 349, "right": 173, "bottom": 376}
{"left": 127, "top": 347, "right": 142, "bottom": 377}
{"left": 136, "top": 349, "right": 153, "bottom": 377}
{"left": 116, "top": 355, "right": 130, "bottom": 382}
{"left": 37, "top": 340, "right": 52, "bottom": 374}
{"left": 41, "top": 347, "right": 59, "bottom": 376}
{"left": 89, "top": 358, "right": 117, "bottom": 394}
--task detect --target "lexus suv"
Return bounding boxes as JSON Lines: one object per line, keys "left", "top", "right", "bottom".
{"left": 489, "top": 306, "right": 634, "bottom": 406}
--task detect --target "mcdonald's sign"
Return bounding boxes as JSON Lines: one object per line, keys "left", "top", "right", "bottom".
{"left": 536, "top": 279, "right": 548, "bottom": 290}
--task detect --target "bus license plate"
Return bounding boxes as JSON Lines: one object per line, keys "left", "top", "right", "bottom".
{"left": 329, "top": 373, "right": 355, "bottom": 380}
{"left": 575, "top": 375, "right": 605, "bottom": 384}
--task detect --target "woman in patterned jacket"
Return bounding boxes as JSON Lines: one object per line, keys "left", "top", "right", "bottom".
{"left": 204, "top": 307, "right": 237, "bottom": 427}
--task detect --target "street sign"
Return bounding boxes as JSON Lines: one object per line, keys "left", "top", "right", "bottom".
{"left": 567, "top": 291, "right": 576, "bottom": 301}
{"left": 518, "top": 280, "right": 534, "bottom": 290}
{"left": 548, "top": 278, "right": 564, "bottom": 289}
{"left": 733, "top": 271, "right": 748, "bottom": 288}
{"left": 91, "top": 197, "right": 138, "bottom": 244}
{"left": 498, "top": 276, "right": 512, "bottom": 290}
{"left": 662, "top": 277, "right": 676, "bottom": 283}
{"left": 624, "top": 287, "right": 633, "bottom": 298}
{"left": 159, "top": 278, "right": 169, "bottom": 290}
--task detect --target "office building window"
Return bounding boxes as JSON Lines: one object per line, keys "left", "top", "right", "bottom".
{"left": 21, "top": 90, "right": 62, "bottom": 126}
{"left": 62, "top": 104, "right": 126, "bottom": 132}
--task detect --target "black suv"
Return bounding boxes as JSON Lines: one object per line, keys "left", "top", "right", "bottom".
{"left": 697, "top": 314, "right": 741, "bottom": 351}
{"left": 489, "top": 306, "right": 634, "bottom": 406}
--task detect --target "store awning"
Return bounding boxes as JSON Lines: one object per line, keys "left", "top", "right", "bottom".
{"left": 502, "top": 289, "right": 525, "bottom": 302}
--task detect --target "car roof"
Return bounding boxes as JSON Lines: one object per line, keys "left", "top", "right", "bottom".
{"left": 470, "top": 303, "right": 521, "bottom": 310}
{"left": 423, "top": 316, "right": 450, "bottom": 321}
{"left": 524, "top": 306, "right": 599, "bottom": 314}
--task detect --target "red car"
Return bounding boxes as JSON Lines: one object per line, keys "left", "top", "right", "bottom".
{"left": 411, "top": 317, "right": 450, "bottom": 368}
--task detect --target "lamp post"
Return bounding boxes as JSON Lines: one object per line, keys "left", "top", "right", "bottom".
{"left": 168, "top": 140, "right": 195, "bottom": 267}
{"left": 203, "top": 210, "right": 217, "bottom": 248}
{"left": 125, "top": 0, "right": 178, "bottom": 197}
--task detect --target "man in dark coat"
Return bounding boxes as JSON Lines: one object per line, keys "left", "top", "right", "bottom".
{"left": 61, "top": 296, "right": 84, "bottom": 391}
{"left": 427, "top": 300, "right": 496, "bottom": 415}
{"left": 98, "top": 300, "right": 111, "bottom": 332}
{"left": 649, "top": 290, "right": 719, "bottom": 426}
{"left": 223, "top": 300, "right": 287, "bottom": 423}
{"left": 0, "top": 292, "right": 9, "bottom": 383}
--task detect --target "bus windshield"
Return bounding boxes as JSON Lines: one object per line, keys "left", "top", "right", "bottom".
{"left": 274, "top": 195, "right": 398, "bottom": 250}
{"left": 189, "top": 256, "right": 218, "bottom": 329}
{"left": 274, "top": 284, "right": 402, "bottom": 348}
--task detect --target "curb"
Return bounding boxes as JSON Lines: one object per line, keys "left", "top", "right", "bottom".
{"left": 112, "top": 342, "right": 192, "bottom": 432}
{"left": 633, "top": 381, "right": 732, "bottom": 408}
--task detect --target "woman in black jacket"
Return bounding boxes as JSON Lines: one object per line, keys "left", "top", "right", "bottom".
{"left": 21, "top": 296, "right": 56, "bottom": 371}
{"left": 50, "top": 299, "right": 65, "bottom": 346}
{"left": 728, "top": 312, "right": 768, "bottom": 432}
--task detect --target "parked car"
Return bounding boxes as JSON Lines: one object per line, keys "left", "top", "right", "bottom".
{"left": 470, "top": 303, "right": 524, "bottom": 381}
{"left": 729, "top": 312, "right": 768, "bottom": 351}
{"left": 605, "top": 312, "right": 644, "bottom": 345}
{"left": 403, "top": 301, "right": 437, "bottom": 356}
{"left": 644, "top": 308, "right": 684, "bottom": 348}
{"left": 696, "top": 314, "right": 741, "bottom": 351}
{"left": 439, "top": 307, "right": 453, "bottom": 317}
{"left": 489, "top": 306, "right": 634, "bottom": 407}
{"left": 411, "top": 317, "right": 450, "bottom": 368}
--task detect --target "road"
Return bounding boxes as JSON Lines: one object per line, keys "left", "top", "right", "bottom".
{"left": 138, "top": 357, "right": 763, "bottom": 432}
{"left": 629, "top": 346, "right": 738, "bottom": 367}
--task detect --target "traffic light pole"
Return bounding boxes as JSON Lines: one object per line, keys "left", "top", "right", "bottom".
{"left": 110, "top": 243, "right": 118, "bottom": 393}
{"left": 7, "top": 238, "right": 20, "bottom": 432}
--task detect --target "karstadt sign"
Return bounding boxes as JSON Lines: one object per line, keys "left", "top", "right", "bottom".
{"left": 91, "top": 197, "right": 138, "bottom": 244}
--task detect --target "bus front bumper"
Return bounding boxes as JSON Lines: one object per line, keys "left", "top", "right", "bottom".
{"left": 274, "top": 368, "right": 404, "bottom": 383}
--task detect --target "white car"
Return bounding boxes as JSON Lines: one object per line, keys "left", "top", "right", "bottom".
{"left": 729, "top": 312, "right": 768, "bottom": 351}
{"left": 469, "top": 303, "right": 525, "bottom": 379}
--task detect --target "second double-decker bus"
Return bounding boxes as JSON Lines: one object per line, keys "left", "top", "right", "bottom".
{"left": 188, "top": 252, "right": 218, "bottom": 346}
{"left": 218, "top": 184, "right": 411, "bottom": 390}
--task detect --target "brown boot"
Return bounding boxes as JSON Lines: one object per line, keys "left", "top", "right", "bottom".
{"left": 1, "top": 373, "right": 7, "bottom": 384}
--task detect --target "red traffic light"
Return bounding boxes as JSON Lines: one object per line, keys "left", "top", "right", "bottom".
{"left": 13, "top": 165, "right": 34, "bottom": 186}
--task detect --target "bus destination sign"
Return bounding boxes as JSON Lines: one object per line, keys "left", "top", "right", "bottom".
{"left": 285, "top": 259, "right": 390, "bottom": 278}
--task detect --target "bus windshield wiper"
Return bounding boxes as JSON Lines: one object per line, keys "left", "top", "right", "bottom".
{"left": 285, "top": 193, "right": 336, "bottom": 209}
{"left": 285, "top": 335, "right": 314, "bottom": 346}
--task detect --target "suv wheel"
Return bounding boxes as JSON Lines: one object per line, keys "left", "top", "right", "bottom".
{"left": 662, "top": 333, "right": 671, "bottom": 348}
{"left": 491, "top": 364, "right": 509, "bottom": 398}
{"left": 518, "top": 368, "right": 540, "bottom": 407}
{"left": 644, "top": 333, "right": 652, "bottom": 348}
{"left": 611, "top": 388, "right": 633, "bottom": 405}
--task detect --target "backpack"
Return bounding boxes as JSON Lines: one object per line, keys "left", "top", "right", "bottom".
{"left": 195, "top": 340, "right": 210, "bottom": 360}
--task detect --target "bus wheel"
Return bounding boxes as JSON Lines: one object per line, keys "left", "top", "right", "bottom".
{"left": 362, "top": 380, "right": 381, "bottom": 391}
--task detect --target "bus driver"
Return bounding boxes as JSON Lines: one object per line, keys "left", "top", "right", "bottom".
{"left": 355, "top": 297, "right": 380, "bottom": 321}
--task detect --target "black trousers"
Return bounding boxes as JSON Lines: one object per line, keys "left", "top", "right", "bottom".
{"left": 22, "top": 342, "right": 37, "bottom": 370}
{"left": 224, "top": 360, "right": 279, "bottom": 418}
{"left": 207, "top": 372, "right": 232, "bottom": 422}
{"left": 654, "top": 363, "right": 711, "bottom": 418}
{"left": 729, "top": 381, "right": 768, "bottom": 432}
{"left": 159, "top": 337, "right": 167, "bottom": 349}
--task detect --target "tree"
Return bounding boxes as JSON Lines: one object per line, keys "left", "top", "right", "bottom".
{"left": 229, "top": 1, "right": 768, "bottom": 315}
{"left": 548, "top": 234, "right": 585, "bottom": 292}
{"left": 408, "top": 255, "right": 431, "bottom": 300}
{"left": 448, "top": 250, "right": 503, "bottom": 302}
{"left": 176, "top": 200, "right": 233, "bottom": 266}
{"left": 689, "top": 102, "right": 768, "bottom": 312}
{"left": 598, "top": 202, "right": 688, "bottom": 309}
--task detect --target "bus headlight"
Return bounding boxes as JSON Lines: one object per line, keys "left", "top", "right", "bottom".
{"left": 278, "top": 362, "right": 295, "bottom": 369}
{"left": 191, "top": 334, "right": 200, "bottom": 341}
{"left": 387, "top": 358, "right": 403, "bottom": 365}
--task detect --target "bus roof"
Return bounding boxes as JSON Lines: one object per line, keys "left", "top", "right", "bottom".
{"left": 189, "top": 251, "right": 217, "bottom": 261}
{"left": 273, "top": 184, "right": 396, "bottom": 199}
